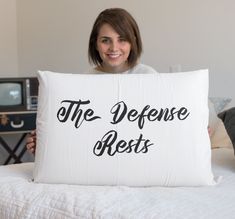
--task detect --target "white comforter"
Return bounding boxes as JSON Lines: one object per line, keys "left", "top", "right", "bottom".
{"left": 0, "top": 148, "right": 235, "bottom": 219}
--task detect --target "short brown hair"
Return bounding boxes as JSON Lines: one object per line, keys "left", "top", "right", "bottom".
{"left": 88, "top": 8, "right": 142, "bottom": 68}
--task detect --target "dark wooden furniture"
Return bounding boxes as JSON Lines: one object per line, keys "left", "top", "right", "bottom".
{"left": 0, "top": 111, "right": 36, "bottom": 165}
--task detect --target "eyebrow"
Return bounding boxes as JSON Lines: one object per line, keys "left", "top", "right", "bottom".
{"left": 99, "top": 36, "right": 111, "bottom": 39}
{"left": 98, "top": 35, "right": 125, "bottom": 40}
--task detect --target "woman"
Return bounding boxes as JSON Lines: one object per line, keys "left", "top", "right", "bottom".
{"left": 26, "top": 8, "right": 158, "bottom": 154}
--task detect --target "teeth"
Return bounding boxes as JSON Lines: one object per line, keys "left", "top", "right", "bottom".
{"left": 108, "top": 54, "right": 120, "bottom": 58}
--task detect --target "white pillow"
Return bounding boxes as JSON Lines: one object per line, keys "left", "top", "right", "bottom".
{"left": 34, "top": 70, "right": 216, "bottom": 186}
{"left": 209, "top": 97, "right": 232, "bottom": 114}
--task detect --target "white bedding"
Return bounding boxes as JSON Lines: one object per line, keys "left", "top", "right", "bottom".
{"left": 0, "top": 148, "right": 235, "bottom": 219}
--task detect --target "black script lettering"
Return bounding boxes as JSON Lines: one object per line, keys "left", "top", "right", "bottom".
{"left": 110, "top": 101, "right": 127, "bottom": 124}
{"left": 110, "top": 101, "right": 190, "bottom": 129}
{"left": 136, "top": 105, "right": 151, "bottom": 129}
{"left": 155, "top": 108, "right": 177, "bottom": 121}
{"left": 93, "top": 130, "right": 117, "bottom": 156}
{"left": 156, "top": 107, "right": 190, "bottom": 121}
{"left": 177, "top": 107, "right": 190, "bottom": 120}
{"left": 57, "top": 99, "right": 101, "bottom": 129}
{"left": 147, "top": 108, "right": 158, "bottom": 121}
{"left": 127, "top": 109, "right": 138, "bottom": 121}
{"left": 110, "top": 101, "right": 151, "bottom": 129}
{"left": 127, "top": 106, "right": 151, "bottom": 129}
{"left": 93, "top": 130, "right": 153, "bottom": 156}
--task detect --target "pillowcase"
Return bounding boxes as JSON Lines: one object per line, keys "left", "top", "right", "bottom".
{"left": 208, "top": 97, "right": 233, "bottom": 149}
{"left": 34, "top": 70, "right": 216, "bottom": 186}
{"left": 218, "top": 107, "right": 235, "bottom": 153}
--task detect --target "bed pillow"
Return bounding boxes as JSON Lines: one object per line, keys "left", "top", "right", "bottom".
{"left": 210, "top": 120, "right": 233, "bottom": 149}
{"left": 33, "top": 70, "right": 216, "bottom": 186}
{"left": 208, "top": 97, "right": 233, "bottom": 148}
{"left": 218, "top": 107, "right": 235, "bottom": 153}
{"left": 209, "top": 97, "right": 232, "bottom": 114}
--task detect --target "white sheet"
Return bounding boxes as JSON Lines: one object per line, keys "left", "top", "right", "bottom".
{"left": 0, "top": 148, "right": 235, "bottom": 219}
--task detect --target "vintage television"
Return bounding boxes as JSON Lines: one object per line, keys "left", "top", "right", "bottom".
{"left": 0, "top": 77, "right": 38, "bottom": 112}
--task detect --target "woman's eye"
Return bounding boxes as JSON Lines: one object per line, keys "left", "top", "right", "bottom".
{"left": 101, "top": 39, "right": 110, "bottom": 43}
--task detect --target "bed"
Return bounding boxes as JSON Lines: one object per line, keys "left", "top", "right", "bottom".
{"left": 0, "top": 147, "right": 235, "bottom": 219}
{"left": 1, "top": 72, "right": 234, "bottom": 218}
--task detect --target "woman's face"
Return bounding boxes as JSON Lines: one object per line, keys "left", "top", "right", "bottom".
{"left": 96, "top": 23, "right": 131, "bottom": 73}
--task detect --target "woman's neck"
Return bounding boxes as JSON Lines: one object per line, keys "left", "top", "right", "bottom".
{"left": 96, "top": 63, "right": 131, "bottom": 74}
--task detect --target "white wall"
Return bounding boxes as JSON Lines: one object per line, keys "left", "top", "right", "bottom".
{"left": 0, "top": 0, "right": 18, "bottom": 77}
{"left": 137, "top": 0, "right": 235, "bottom": 103}
{"left": 1, "top": 0, "right": 235, "bottom": 103}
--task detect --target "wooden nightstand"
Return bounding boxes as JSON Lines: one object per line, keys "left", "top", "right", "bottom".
{"left": 0, "top": 111, "right": 36, "bottom": 164}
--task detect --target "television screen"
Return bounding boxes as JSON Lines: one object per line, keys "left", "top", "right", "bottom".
{"left": 0, "top": 82, "right": 22, "bottom": 106}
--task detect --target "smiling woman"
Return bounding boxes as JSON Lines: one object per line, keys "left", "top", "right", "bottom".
{"left": 89, "top": 8, "right": 142, "bottom": 73}
{"left": 88, "top": 8, "right": 157, "bottom": 74}
{"left": 96, "top": 23, "right": 131, "bottom": 73}
{"left": 26, "top": 8, "right": 158, "bottom": 154}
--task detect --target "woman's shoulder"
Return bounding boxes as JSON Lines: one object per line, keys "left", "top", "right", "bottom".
{"left": 86, "top": 68, "right": 98, "bottom": 74}
{"left": 86, "top": 64, "right": 158, "bottom": 74}
{"left": 129, "top": 64, "right": 158, "bottom": 74}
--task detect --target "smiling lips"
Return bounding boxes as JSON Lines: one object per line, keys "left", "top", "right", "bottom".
{"left": 107, "top": 53, "right": 121, "bottom": 59}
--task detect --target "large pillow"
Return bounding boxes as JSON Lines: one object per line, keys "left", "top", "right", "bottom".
{"left": 34, "top": 70, "right": 216, "bottom": 186}
{"left": 218, "top": 107, "right": 235, "bottom": 153}
{"left": 209, "top": 97, "right": 232, "bottom": 114}
{"left": 208, "top": 97, "right": 233, "bottom": 149}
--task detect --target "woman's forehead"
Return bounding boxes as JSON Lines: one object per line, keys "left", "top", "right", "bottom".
{"left": 98, "top": 23, "right": 120, "bottom": 37}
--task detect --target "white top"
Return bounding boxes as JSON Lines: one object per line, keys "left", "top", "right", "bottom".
{"left": 88, "top": 63, "right": 158, "bottom": 74}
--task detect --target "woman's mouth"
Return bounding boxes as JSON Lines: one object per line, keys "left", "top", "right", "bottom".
{"left": 107, "top": 54, "right": 121, "bottom": 59}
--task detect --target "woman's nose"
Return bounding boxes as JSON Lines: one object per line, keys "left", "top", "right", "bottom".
{"left": 109, "top": 41, "right": 118, "bottom": 51}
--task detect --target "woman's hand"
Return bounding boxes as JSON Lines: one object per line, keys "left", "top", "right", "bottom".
{"left": 208, "top": 126, "right": 212, "bottom": 137}
{"left": 26, "top": 130, "right": 37, "bottom": 154}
